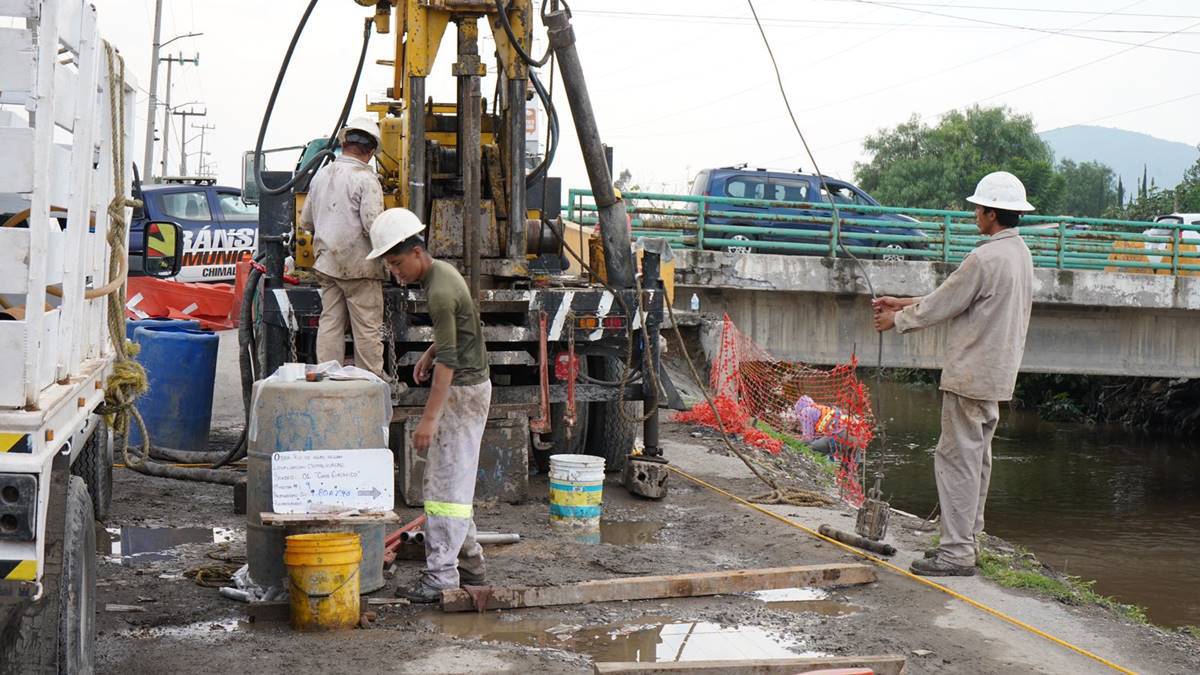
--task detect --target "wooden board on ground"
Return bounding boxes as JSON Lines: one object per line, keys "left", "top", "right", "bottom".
{"left": 592, "top": 654, "right": 906, "bottom": 675}
{"left": 259, "top": 511, "right": 400, "bottom": 526}
{"left": 441, "top": 563, "right": 876, "bottom": 612}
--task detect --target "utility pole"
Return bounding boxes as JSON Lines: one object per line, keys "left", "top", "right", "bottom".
{"left": 193, "top": 123, "right": 216, "bottom": 176}
{"left": 160, "top": 53, "right": 200, "bottom": 178}
{"left": 173, "top": 108, "right": 207, "bottom": 175}
{"left": 142, "top": 0, "right": 164, "bottom": 181}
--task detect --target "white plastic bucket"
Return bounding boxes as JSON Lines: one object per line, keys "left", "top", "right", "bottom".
{"left": 548, "top": 454, "right": 605, "bottom": 531}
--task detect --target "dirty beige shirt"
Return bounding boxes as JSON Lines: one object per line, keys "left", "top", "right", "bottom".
{"left": 299, "top": 155, "right": 386, "bottom": 281}
{"left": 894, "top": 228, "right": 1033, "bottom": 401}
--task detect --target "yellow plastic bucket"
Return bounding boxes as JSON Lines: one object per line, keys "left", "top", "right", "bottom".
{"left": 284, "top": 532, "right": 362, "bottom": 631}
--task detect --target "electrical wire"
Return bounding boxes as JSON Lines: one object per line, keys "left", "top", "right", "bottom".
{"left": 493, "top": 0, "right": 554, "bottom": 67}
{"left": 744, "top": 0, "right": 886, "bottom": 485}
{"left": 252, "top": 2, "right": 373, "bottom": 197}
{"left": 525, "top": 70, "right": 559, "bottom": 188}
{"left": 816, "top": 0, "right": 1199, "bottom": 20}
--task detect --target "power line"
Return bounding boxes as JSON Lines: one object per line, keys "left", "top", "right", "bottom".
{"left": 570, "top": 8, "right": 1200, "bottom": 36}
{"left": 1047, "top": 90, "right": 1200, "bottom": 129}
{"left": 816, "top": 0, "right": 1200, "bottom": 20}
{"left": 847, "top": 0, "right": 1200, "bottom": 55}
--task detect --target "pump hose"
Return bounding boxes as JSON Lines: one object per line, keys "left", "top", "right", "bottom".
{"left": 525, "top": 70, "right": 559, "bottom": 189}
{"left": 252, "top": 1, "right": 373, "bottom": 198}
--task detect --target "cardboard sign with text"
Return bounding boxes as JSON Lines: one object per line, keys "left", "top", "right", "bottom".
{"left": 271, "top": 449, "right": 394, "bottom": 514}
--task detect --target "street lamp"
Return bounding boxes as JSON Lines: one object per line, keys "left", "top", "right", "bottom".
{"left": 141, "top": 17, "right": 203, "bottom": 180}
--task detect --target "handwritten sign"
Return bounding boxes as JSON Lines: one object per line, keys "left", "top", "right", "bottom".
{"left": 271, "top": 449, "right": 394, "bottom": 514}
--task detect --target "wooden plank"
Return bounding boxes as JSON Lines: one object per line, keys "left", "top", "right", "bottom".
{"left": 0, "top": 228, "right": 31, "bottom": 295}
{"left": 0, "top": 321, "right": 27, "bottom": 408}
{"left": 259, "top": 511, "right": 400, "bottom": 526}
{"left": 51, "top": 60, "right": 77, "bottom": 132}
{"left": 0, "top": 27, "right": 34, "bottom": 93}
{"left": 0, "top": 126, "right": 35, "bottom": 194}
{"left": 441, "top": 563, "right": 876, "bottom": 613}
{"left": 592, "top": 655, "right": 906, "bottom": 675}
{"left": 55, "top": 0, "right": 83, "bottom": 54}
{"left": 0, "top": 0, "right": 37, "bottom": 18}
{"left": 55, "top": 2, "right": 96, "bottom": 380}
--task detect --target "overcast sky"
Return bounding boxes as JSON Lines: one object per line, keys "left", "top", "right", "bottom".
{"left": 93, "top": 0, "right": 1199, "bottom": 195}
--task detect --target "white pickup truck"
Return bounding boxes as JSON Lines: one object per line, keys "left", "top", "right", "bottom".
{"left": 0, "top": 1, "right": 180, "bottom": 671}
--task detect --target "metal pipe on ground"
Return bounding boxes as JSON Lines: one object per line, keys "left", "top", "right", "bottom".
{"left": 817, "top": 524, "right": 897, "bottom": 556}
{"left": 475, "top": 533, "right": 519, "bottom": 545}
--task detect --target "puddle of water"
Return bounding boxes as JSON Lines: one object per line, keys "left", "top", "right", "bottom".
{"left": 750, "top": 588, "right": 860, "bottom": 616}
{"left": 423, "top": 612, "right": 823, "bottom": 663}
{"left": 574, "top": 520, "right": 665, "bottom": 545}
{"left": 96, "top": 525, "right": 237, "bottom": 564}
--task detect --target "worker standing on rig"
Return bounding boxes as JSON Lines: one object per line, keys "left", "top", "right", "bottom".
{"left": 872, "top": 171, "right": 1035, "bottom": 577}
{"left": 367, "top": 208, "right": 492, "bottom": 603}
{"left": 299, "top": 117, "right": 388, "bottom": 379}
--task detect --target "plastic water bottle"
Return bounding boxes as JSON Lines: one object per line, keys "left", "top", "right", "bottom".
{"left": 689, "top": 293, "right": 700, "bottom": 312}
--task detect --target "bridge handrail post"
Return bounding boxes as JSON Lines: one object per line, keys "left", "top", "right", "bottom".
{"left": 942, "top": 215, "right": 951, "bottom": 263}
{"left": 567, "top": 188, "right": 578, "bottom": 223}
{"left": 697, "top": 198, "right": 707, "bottom": 251}
{"left": 1173, "top": 225, "right": 1182, "bottom": 275}
{"left": 830, "top": 207, "right": 840, "bottom": 258}
{"left": 1057, "top": 221, "right": 1065, "bottom": 269}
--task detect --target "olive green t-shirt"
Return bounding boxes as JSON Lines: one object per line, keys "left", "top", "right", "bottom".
{"left": 421, "top": 260, "right": 489, "bottom": 386}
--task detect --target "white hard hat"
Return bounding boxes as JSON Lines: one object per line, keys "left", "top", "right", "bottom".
{"left": 965, "top": 171, "right": 1035, "bottom": 212}
{"left": 366, "top": 207, "right": 426, "bottom": 260}
{"left": 338, "top": 116, "right": 382, "bottom": 149}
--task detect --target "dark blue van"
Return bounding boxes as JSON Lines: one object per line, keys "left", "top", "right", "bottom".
{"left": 130, "top": 179, "right": 258, "bottom": 282}
{"left": 689, "top": 167, "right": 926, "bottom": 259}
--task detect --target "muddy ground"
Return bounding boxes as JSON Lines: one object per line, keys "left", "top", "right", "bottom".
{"left": 94, "top": 333, "right": 1199, "bottom": 674}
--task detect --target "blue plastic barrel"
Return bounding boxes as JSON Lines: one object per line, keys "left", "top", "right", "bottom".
{"left": 129, "top": 326, "right": 220, "bottom": 453}
{"left": 125, "top": 318, "right": 200, "bottom": 341}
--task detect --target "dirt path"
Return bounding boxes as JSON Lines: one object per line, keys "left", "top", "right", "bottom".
{"left": 93, "top": 332, "right": 1199, "bottom": 673}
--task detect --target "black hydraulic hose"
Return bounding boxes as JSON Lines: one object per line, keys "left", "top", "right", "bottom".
{"left": 526, "top": 70, "right": 559, "bottom": 189}
{"left": 211, "top": 262, "right": 264, "bottom": 469}
{"left": 253, "top": 3, "right": 373, "bottom": 197}
{"left": 494, "top": 0, "right": 554, "bottom": 67}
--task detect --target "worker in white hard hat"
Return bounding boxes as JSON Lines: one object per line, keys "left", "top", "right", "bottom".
{"left": 298, "top": 116, "right": 388, "bottom": 379}
{"left": 872, "top": 170, "right": 1035, "bottom": 577}
{"left": 366, "top": 208, "right": 491, "bottom": 603}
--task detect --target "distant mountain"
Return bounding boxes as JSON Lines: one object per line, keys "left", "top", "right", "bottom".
{"left": 1039, "top": 126, "right": 1198, "bottom": 195}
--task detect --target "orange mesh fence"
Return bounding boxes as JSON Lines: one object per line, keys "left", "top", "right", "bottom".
{"left": 674, "top": 314, "right": 875, "bottom": 506}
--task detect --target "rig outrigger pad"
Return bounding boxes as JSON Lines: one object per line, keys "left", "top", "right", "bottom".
{"left": 623, "top": 455, "right": 669, "bottom": 500}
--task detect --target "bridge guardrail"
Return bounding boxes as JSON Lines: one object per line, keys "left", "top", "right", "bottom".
{"left": 564, "top": 189, "right": 1200, "bottom": 276}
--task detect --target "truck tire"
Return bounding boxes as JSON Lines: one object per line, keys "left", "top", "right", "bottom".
{"left": 0, "top": 476, "right": 96, "bottom": 675}
{"left": 72, "top": 424, "right": 112, "bottom": 521}
{"left": 586, "top": 356, "right": 639, "bottom": 473}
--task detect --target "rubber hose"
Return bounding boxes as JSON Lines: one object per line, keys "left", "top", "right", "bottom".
{"left": 128, "top": 460, "right": 244, "bottom": 486}
{"left": 526, "top": 70, "right": 559, "bottom": 189}
{"left": 210, "top": 264, "right": 264, "bottom": 469}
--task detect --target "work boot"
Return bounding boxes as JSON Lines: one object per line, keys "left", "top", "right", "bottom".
{"left": 396, "top": 577, "right": 444, "bottom": 604}
{"left": 458, "top": 567, "right": 486, "bottom": 587}
{"left": 910, "top": 556, "right": 976, "bottom": 577}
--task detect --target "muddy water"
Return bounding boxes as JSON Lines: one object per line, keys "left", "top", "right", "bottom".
{"left": 872, "top": 380, "right": 1200, "bottom": 628}
{"left": 421, "top": 590, "right": 847, "bottom": 663}
{"left": 98, "top": 526, "right": 236, "bottom": 563}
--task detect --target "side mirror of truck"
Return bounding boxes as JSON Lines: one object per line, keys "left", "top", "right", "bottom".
{"left": 141, "top": 221, "right": 184, "bottom": 278}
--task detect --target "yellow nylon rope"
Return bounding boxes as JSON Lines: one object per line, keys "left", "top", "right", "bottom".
{"left": 668, "top": 465, "right": 1137, "bottom": 675}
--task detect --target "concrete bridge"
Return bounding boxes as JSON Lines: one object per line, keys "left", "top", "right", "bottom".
{"left": 675, "top": 250, "right": 1200, "bottom": 378}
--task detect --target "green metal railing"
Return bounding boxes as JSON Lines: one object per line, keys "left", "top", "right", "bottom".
{"left": 564, "top": 189, "right": 1200, "bottom": 275}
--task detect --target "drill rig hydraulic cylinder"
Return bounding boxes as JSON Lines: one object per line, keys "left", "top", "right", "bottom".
{"left": 543, "top": 8, "right": 635, "bottom": 290}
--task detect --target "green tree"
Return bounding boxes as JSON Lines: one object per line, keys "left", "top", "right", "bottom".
{"left": 854, "top": 106, "right": 1063, "bottom": 211}
{"left": 1057, "top": 159, "right": 1117, "bottom": 217}
{"left": 1116, "top": 176, "right": 1125, "bottom": 207}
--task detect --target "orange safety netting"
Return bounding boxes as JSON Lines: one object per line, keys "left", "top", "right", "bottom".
{"left": 674, "top": 314, "right": 875, "bottom": 506}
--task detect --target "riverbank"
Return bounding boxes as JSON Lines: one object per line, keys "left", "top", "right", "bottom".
{"left": 88, "top": 331, "right": 1196, "bottom": 673}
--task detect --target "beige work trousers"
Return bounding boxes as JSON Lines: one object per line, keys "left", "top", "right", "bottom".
{"left": 315, "top": 271, "right": 385, "bottom": 380}
{"left": 934, "top": 391, "right": 999, "bottom": 566}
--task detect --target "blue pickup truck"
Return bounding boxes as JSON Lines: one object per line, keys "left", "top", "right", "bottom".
{"left": 130, "top": 178, "right": 259, "bottom": 282}
{"left": 689, "top": 167, "right": 926, "bottom": 259}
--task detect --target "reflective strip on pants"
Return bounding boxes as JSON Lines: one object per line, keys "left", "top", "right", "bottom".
{"left": 425, "top": 500, "right": 473, "bottom": 519}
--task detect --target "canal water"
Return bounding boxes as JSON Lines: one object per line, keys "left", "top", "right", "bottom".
{"left": 871, "top": 380, "right": 1200, "bottom": 628}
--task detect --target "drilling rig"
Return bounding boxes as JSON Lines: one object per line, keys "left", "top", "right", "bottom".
{"left": 243, "top": 0, "right": 678, "bottom": 503}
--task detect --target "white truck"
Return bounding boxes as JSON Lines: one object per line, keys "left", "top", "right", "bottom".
{"left": 0, "top": 1, "right": 180, "bottom": 671}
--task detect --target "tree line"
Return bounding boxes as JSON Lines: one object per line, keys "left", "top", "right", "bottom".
{"left": 854, "top": 105, "right": 1199, "bottom": 220}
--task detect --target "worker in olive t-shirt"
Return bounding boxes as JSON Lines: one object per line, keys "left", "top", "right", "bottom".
{"left": 364, "top": 208, "right": 491, "bottom": 603}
